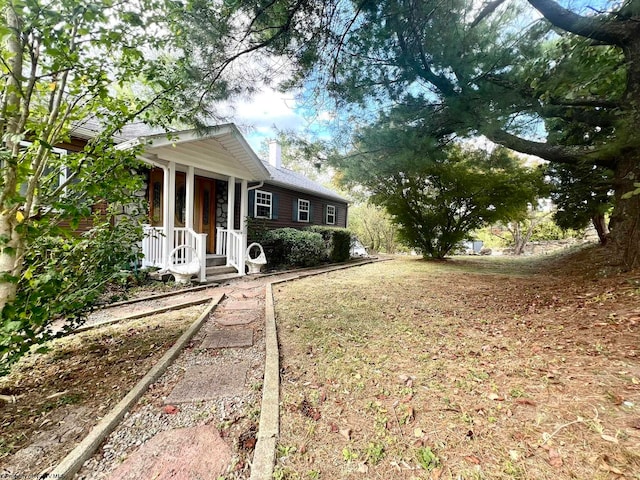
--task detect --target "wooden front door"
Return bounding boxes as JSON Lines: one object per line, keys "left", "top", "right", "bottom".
{"left": 195, "top": 177, "right": 216, "bottom": 254}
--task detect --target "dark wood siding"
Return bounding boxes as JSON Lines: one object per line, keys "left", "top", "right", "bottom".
{"left": 247, "top": 183, "right": 348, "bottom": 230}
{"left": 57, "top": 200, "right": 109, "bottom": 234}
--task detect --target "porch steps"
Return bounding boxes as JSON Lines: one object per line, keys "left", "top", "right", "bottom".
{"left": 203, "top": 272, "right": 244, "bottom": 284}
{"left": 206, "top": 255, "right": 227, "bottom": 267}
{"left": 205, "top": 265, "right": 237, "bottom": 276}
{"left": 204, "top": 264, "right": 243, "bottom": 283}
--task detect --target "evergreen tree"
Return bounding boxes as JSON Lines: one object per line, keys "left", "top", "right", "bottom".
{"left": 236, "top": 0, "right": 640, "bottom": 268}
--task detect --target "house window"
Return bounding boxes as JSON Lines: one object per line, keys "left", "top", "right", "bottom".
{"left": 17, "top": 141, "right": 69, "bottom": 204}
{"left": 152, "top": 181, "right": 162, "bottom": 224}
{"left": 255, "top": 190, "right": 272, "bottom": 219}
{"left": 298, "top": 199, "right": 310, "bottom": 222}
{"left": 326, "top": 205, "right": 336, "bottom": 225}
{"left": 20, "top": 141, "right": 68, "bottom": 195}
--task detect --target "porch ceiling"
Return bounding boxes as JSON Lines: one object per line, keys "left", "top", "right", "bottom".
{"left": 118, "top": 124, "right": 271, "bottom": 181}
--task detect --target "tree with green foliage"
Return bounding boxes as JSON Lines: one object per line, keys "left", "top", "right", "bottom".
{"left": 504, "top": 208, "right": 553, "bottom": 255}
{"left": 0, "top": 0, "right": 301, "bottom": 373}
{"left": 547, "top": 163, "right": 613, "bottom": 244}
{"left": 331, "top": 124, "right": 545, "bottom": 258}
{"left": 0, "top": 0, "right": 167, "bottom": 372}
{"left": 227, "top": 0, "right": 640, "bottom": 268}
{"left": 348, "top": 202, "right": 400, "bottom": 254}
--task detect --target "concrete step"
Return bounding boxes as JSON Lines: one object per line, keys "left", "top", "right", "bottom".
{"left": 206, "top": 265, "right": 237, "bottom": 276}
{"left": 204, "top": 272, "right": 243, "bottom": 284}
{"left": 206, "top": 255, "right": 226, "bottom": 267}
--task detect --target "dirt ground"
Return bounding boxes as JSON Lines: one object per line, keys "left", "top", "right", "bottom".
{"left": 0, "top": 306, "right": 204, "bottom": 478}
{"left": 274, "top": 246, "right": 640, "bottom": 479}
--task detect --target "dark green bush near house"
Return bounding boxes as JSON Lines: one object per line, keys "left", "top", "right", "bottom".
{"left": 246, "top": 216, "right": 270, "bottom": 244}
{"left": 261, "top": 228, "right": 325, "bottom": 268}
{"left": 308, "top": 226, "right": 352, "bottom": 262}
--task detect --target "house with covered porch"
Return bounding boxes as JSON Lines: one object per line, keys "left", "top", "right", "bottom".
{"left": 114, "top": 123, "right": 349, "bottom": 283}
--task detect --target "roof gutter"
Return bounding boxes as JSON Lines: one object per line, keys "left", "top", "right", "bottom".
{"left": 114, "top": 136, "right": 143, "bottom": 151}
{"left": 247, "top": 181, "right": 264, "bottom": 191}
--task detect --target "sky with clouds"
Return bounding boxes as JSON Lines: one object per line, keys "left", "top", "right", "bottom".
{"left": 225, "top": 88, "right": 301, "bottom": 152}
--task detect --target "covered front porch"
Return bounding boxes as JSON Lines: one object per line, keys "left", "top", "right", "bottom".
{"left": 117, "top": 125, "right": 270, "bottom": 282}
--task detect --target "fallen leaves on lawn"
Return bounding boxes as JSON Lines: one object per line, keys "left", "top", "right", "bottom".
{"left": 548, "top": 448, "right": 563, "bottom": 468}
{"left": 298, "top": 397, "right": 321, "bottom": 421}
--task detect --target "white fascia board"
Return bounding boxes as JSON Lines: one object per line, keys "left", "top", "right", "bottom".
{"left": 133, "top": 125, "right": 235, "bottom": 150}
{"left": 138, "top": 154, "right": 168, "bottom": 169}
{"left": 230, "top": 129, "right": 271, "bottom": 180}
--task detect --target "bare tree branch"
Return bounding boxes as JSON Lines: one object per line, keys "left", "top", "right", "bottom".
{"left": 486, "top": 127, "right": 616, "bottom": 167}
{"left": 470, "top": 0, "right": 508, "bottom": 28}
{"left": 528, "top": 0, "right": 637, "bottom": 46}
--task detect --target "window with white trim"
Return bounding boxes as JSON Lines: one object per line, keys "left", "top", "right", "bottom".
{"left": 19, "top": 140, "right": 68, "bottom": 197}
{"left": 297, "top": 199, "right": 310, "bottom": 222}
{"left": 326, "top": 205, "right": 336, "bottom": 225}
{"left": 255, "top": 190, "right": 272, "bottom": 219}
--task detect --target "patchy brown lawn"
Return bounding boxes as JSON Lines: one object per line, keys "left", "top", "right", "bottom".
{"left": 274, "top": 247, "right": 640, "bottom": 479}
{"left": 0, "top": 306, "right": 204, "bottom": 477}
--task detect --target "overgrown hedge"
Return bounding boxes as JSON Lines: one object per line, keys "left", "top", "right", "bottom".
{"left": 308, "top": 226, "right": 352, "bottom": 263}
{"left": 1, "top": 214, "right": 143, "bottom": 375}
{"left": 261, "top": 228, "right": 326, "bottom": 267}
{"left": 254, "top": 224, "right": 353, "bottom": 269}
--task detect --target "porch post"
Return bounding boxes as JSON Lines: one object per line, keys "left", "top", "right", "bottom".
{"left": 239, "top": 179, "right": 248, "bottom": 275}
{"left": 164, "top": 161, "right": 176, "bottom": 269}
{"left": 226, "top": 176, "right": 235, "bottom": 267}
{"left": 185, "top": 165, "right": 195, "bottom": 231}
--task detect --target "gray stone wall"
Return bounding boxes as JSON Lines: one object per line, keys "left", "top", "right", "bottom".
{"left": 216, "top": 180, "right": 228, "bottom": 229}
{"left": 114, "top": 172, "right": 148, "bottom": 224}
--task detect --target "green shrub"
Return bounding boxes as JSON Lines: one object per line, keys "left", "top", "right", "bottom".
{"left": 246, "top": 216, "right": 270, "bottom": 244}
{"left": 262, "top": 228, "right": 325, "bottom": 268}
{"left": 1, "top": 213, "right": 143, "bottom": 375}
{"left": 308, "top": 226, "right": 352, "bottom": 262}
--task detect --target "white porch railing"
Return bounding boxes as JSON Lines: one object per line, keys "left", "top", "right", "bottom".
{"left": 142, "top": 226, "right": 164, "bottom": 268}
{"left": 216, "top": 228, "right": 244, "bottom": 274}
{"left": 142, "top": 225, "right": 208, "bottom": 282}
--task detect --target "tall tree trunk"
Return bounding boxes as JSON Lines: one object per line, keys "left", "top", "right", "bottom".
{"left": 591, "top": 214, "right": 609, "bottom": 246}
{"left": 608, "top": 156, "right": 640, "bottom": 269}
{"left": 609, "top": 31, "right": 640, "bottom": 269}
{"left": 0, "top": 214, "right": 20, "bottom": 312}
{"left": 0, "top": 4, "right": 23, "bottom": 312}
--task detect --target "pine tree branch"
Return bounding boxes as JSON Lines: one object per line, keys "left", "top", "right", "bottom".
{"left": 485, "top": 128, "right": 616, "bottom": 167}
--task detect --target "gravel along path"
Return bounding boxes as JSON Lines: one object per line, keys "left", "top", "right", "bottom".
{"left": 68, "top": 259, "right": 380, "bottom": 479}
{"left": 74, "top": 283, "right": 266, "bottom": 480}
{"left": 84, "top": 286, "right": 221, "bottom": 327}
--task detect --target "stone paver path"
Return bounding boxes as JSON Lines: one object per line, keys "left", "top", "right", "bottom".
{"left": 164, "top": 362, "right": 250, "bottom": 404}
{"left": 105, "top": 425, "right": 231, "bottom": 480}
{"left": 201, "top": 328, "right": 253, "bottom": 349}
{"left": 72, "top": 259, "right": 379, "bottom": 480}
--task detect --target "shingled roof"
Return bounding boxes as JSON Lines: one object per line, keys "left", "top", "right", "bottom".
{"left": 71, "top": 119, "right": 347, "bottom": 203}
{"left": 261, "top": 161, "right": 348, "bottom": 203}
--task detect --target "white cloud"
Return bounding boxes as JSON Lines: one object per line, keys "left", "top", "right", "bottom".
{"left": 221, "top": 88, "right": 304, "bottom": 151}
